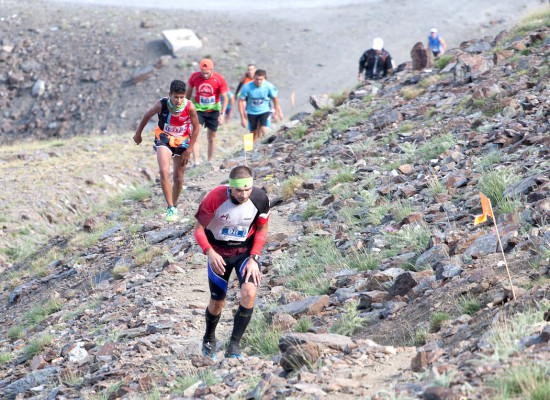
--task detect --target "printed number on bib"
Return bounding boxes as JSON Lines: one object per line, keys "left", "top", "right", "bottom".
{"left": 163, "top": 124, "right": 185, "bottom": 136}
{"left": 200, "top": 96, "right": 215, "bottom": 105}
{"left": 252, "top": 99, "right": 264, "bottom": 106}
{"left": 221, "top": 226, "right": 248, "bottom": 239}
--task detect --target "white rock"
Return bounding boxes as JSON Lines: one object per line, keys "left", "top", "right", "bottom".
{"left": 162, "top": 29, "right": 202, "bottom": 56}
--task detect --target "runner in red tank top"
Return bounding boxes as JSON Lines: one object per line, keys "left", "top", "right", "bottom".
{"left": 133, "top": 80, "right": 200, "bottom": 222}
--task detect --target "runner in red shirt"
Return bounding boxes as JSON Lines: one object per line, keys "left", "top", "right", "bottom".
{"left": 133, "top": 80, "right": 200, "bottom": 222}
{"left": 185, "top": 58, "right": 228, "bottom": 167}
{"left": 194, "top": 165, "right": 270, "bottom": 359}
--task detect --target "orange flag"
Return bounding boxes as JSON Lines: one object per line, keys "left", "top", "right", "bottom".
{"left": 474, "top": 193, "right": 494, "bottom": 225}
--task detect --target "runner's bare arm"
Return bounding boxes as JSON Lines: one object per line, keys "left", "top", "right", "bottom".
{"left": 133, "top": 101, "right": 162, "bottom": 145}
{"left": 239, "top": 98, "right": 247, "bottom": 128}
{"left": 194, "top": 220, "right": 226, "bottom": 274}
{"left": 272, "top": 96, "right": 283, "bottom": 122}
{"left": 218, "top": 92, "right": 228, "bottom": 125}
{"left": 185, "top": 85, "right": 193, "bottom": 101}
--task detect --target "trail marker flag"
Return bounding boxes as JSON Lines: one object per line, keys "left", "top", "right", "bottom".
{"left": 243, "top": 133, "right": 254, "bottom": 152}
{"left": 474, "top": 193, "right": 494, "bottom": 225}
{"left": 291, "top": 92, "right": 295, "bottom": 113}
{"left": 473, "top": 192, "right": 516, "bottom": 300}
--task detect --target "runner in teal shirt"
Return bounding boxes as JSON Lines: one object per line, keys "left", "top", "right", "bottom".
{"left": 238, "top": 69, "right": 283, "bottom": 143}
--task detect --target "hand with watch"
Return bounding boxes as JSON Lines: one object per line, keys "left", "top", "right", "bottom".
{"left": 244, "top": 254, "right": 261, "bottom": 286}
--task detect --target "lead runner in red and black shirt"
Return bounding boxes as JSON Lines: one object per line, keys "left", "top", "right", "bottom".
{"left": 194, "top": 165, "right": 270, "bottom": 359}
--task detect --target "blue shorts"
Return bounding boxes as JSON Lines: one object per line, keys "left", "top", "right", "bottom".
{"left": 207, "top": 251, "right": 258, "bottom": 300}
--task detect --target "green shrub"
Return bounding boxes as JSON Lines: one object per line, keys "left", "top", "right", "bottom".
{"left": 490, "top": 363, "right": 550, "bottom": 400}
{"left": 459, "top": 295, "right": 482, "bottom": 316}
{"left": 400, "top": 86, "right": 425, "bottom": 100}
{"left": 0, "top": 353, "right": 11, "bottom": 365}
{"left": 290, "top": 124, "right": 307, "bottom": 139}
{"left": 274, "top": 237, "right": 341, "bottom": 295}
{"left": 392, "top": 200, "right": 414, "bottom": 222}
{"left": 302, "top": 200, "right": 325, "bottom": 220}
{"left": 123, "top": 185, "right": 152, "bottom": 202}
{"left": 345, "top": 249, "right": 379, "bottom": 271}
{"left": 412, "top": 328, "right": 428, "bottom": 346}
{"left": 434, "top": 54, "right": 453, "bottom": 70}
{"left": 281, "top": 175, "right": 304, "bottom": 200}
{"left": 330, "top": 301, "right": 365, "bottom": 336}
{"left": 478, "top": 150, "right": 502, "bottom": 170}
{"left": 294, "top": 316, "right": 313, "bottom": 333}
{"left": 242, "top": 309, "right": 281, "bottom": 357}
{"left": 8, "top": 325, "right": 25, "bottom": 341}
{"left": 25, "top": 298, "right": 63, "bottom": 326}
{"left": 328, "top": 168, "right": 356, "bottom": 187}
{"left": 368, "top": 203, "right": 391, "bottom": 225}
{"left": 485, "top": 301, "right": 548, "bottom": 362}
{"left": 418, "top": 133, "right": 456, "bottom": 161}
{"left": 23, "top": 334, "right": 54, "bottom": 358}
{"left": 478, "top": 167, "right": 521, "bottom": 208}
{"left": 429, "top": 312, "right": 451, "bottom": 333}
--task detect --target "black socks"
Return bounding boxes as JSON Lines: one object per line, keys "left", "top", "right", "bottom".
{"left": 203, "top": 307, "right": 221, "bottom": 342}
{"left": 228, "top": 305, "right": 254, "bottom": 348}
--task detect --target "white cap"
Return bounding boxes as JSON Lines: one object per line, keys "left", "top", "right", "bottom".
{"left": 430, "top": 28, "right": 438, "bottom": 33}
{"left": 372, "top": 37, "right": 384, "bottom": 50}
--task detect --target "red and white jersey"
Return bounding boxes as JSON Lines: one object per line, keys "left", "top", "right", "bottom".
{"left": 195, "top": 186, "right": 270, "bottom": 256}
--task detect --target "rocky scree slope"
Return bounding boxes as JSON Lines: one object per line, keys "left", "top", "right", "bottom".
{"left": 0, "top": 14, "right": 550, "bottom": 400}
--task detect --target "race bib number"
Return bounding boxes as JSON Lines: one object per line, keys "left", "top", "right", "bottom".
{"left": 199, "top": 95, "right": 216, "bottom": 105}
{"left": 163, "top": 123, "right": 185, "bottom": 136}
{"left": 252, "top": 99, "right": 264, "bottom": 106}
{"left": 221, "top": 226, "right": 248, "bottom": 239}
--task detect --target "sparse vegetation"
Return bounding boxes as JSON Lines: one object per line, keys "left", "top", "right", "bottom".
{"left": 290, "top": 124, "right": 307, "bottom": 139}
{"left": 418, "top": 133, "right": 456, "bottom": 161}
{"left": 429, "top": 311, "right": 451, "bottom": 333}
{"left": 459, "top": 294, "right": 482, "bottom": 316}
{"left": 8, "top": 325, "right": 25, "bottom": 341}
{"left": 400, "top": 86, "right": 425, "bottom": 100}
{"left": 327, "top": 167, "right": 356, "bottom": 187}
{"left": 25, "top": 298, "right": 63, "bottom": 326}
{"left": 427, "top": 173, "right": 445, "bottom": 197}
{"left": 477, "top": 149, "right": 503, "bottom": 171}
{"left": 411, "top": 327, "right": 428, "bottom": 346}
{"left": 242, "top": 309, "right": 281, "bottom": 357}
{"left": 368, "top": 202, "right": 392, "bottom": 225}
{"left": 0, "top": 353, "right": 11, "bottom": 365}
{"left": 478, "top": 167, "right": 522, "bottom": 208}
{"left": 123, "top": 185, "right": 152, "bottom": 202}
{"left": 346, "top": 248, "right": 380, "bottom": 271}
{"left": 490, "top": 363, "right": 550, "bottom": 400}
{"left": 274, "top": 237, "right": 342, "bottom": 295}
{"left": 173, "top": 369, "right": 218, "bottom": 394}
{"left": 23, "top": 334, "right": 54, "bottom": 359}
{"left": 294, "top": 316, "right": 313, "bottom": 333}
{"left": 302, "top": 200, "right": 325, "bottom": 220}
{"left": 326, "top": 107, "right": 371, "bottom": 132}
{"left": 281, "top": 175, "right": 304, "bottom": 200}
{"left": 330, "top": 300, "right": 365, "bottom": 336}
{"left": 484, "top": 301, "right": 547, "bottom": 362}
{"left": 434, "top": 54, "right": 453, "bottom": 70}
{"left": 392, "top": 199, "right": 414, "bottom": 222}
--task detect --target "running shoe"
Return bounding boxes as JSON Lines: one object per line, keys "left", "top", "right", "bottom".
{"left": 166, "top": 206, "right": 178, "bottom": 222}
{"left": 224, "top": 343, "right": 244, "bottom": 360}
{"left": 202, "top": 340, "right": 217, "bottom": 360}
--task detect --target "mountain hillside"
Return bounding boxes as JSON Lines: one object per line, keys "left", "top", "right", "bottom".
{"left": 1, "top": 8, "right": 549, "bottom": 400}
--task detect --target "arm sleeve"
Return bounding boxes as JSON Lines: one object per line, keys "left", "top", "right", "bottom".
{"left": 194, "top": 186, "right": 226, "bottom": 228}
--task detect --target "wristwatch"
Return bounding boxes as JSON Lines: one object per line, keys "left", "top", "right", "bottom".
{"left": 250, "top": 254, "right": 260, "bottom": 263}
